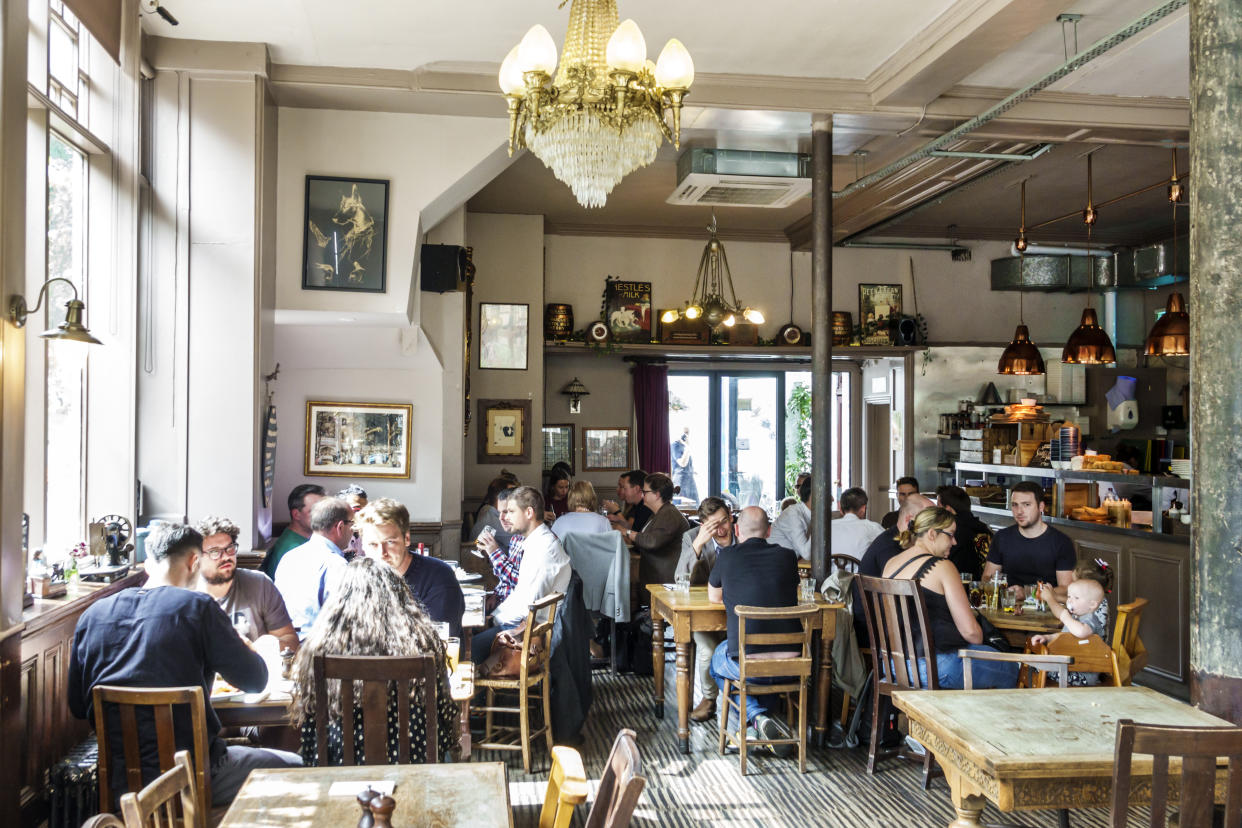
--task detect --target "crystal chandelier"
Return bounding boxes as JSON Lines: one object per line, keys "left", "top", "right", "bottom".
{"left": 498, "top": 0, "right": 694, "bottom": 209}
{"left": 662, "top": 216, "right": 763, "bottom": 328}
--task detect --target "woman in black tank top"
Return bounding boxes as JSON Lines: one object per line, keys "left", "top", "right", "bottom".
{"left": 882, "top": 507, "right": 1018, "bottom": 689}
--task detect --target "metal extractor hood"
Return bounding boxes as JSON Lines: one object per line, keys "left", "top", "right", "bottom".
{"left": 991, "top": 240, "right": 1188, "bottom": 292}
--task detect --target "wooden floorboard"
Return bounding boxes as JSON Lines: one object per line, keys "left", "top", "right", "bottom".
{"left": 472, "top": 663, "right": 1147, "bottom": 827}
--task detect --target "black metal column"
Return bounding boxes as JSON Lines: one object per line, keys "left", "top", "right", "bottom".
{"left": 810, "top": 114, "right": 833, "bottom": 586}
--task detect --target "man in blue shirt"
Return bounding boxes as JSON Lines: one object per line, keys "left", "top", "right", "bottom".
{"left": 274, "top": 497, "right": 352, "bottom": 636}
{"left": 68, "top": 524, "right": 301, "bottom": 808}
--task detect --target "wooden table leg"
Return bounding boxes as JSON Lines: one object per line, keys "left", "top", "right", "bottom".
{"left": 813, "top": 626, "right": 833, "bottom": 747}
{"left": 675, "top": 640, "right": 691, "bottom": 754}
{"left": 651, "top": 612, "right": 665, "bottom": 719}
{"left": 942, "top": 759, "right": 987, "bottom": 828}
{"left": 458, "top": 698, "right": 472, "bottom": 760}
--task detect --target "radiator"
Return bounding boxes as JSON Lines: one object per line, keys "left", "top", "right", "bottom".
{"left": 47, "top": 738, "right": 99, "bottom": 828}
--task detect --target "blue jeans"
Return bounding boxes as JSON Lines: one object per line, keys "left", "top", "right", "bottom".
{"left": 709, "top": 640, "right": 788, "bottom": 726}
{"left": 919, "top": 643, "right": 1019, "bottom": 689}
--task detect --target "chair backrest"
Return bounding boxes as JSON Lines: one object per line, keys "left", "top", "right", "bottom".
{"left": 959, "top": 650, "right": 1074, "bottom": 690}
{"left": 1034, "top": 634, "right": 1122, "bottom": 687}
{"left": 312, "top": 654, "right": 440, "bottom": 765}
{"left": 856, "top": 574, "right": 939, "bottom": 692}
{"left": 1112, "top": 598, "right": 1149, "bottom": 684}
{"left": 538, "top": 745, "right": 588, "bottom": 828}
{"left": 585, "top": 728, "right": 646, "bottom": 828}
{"left": 118, "top": 750, "right": 199, "bottom": 828}
{"left": 831, "top": 555, "right": 860, "bottom": 574}
{"left": 734, "top": 604, "right": 818, "bottom": 683}
{"left": 1111, "top": 718, "right": 1242, "bottom": 828}
{"left": 91, "top": 685, "right": 210, "bottom": 821}
{"left": 517, "top": 592, "right": 565, "bottom": 680}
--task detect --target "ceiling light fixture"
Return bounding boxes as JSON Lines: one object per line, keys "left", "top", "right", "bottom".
{"left": 999, "top": 190, "right": 1044, "bottom": 375}
{"left": 1145, "top": 149, "right": 1189, "bottom": 357}
{"left": 1014, "top": 178, "right": 1029, "bottom": 253}
{"left": 665, "top": 215, "right": 763, "bottom": 329}
{"left": 8, "top": 278, "right": 103, "bottom": 345}
{"left": 499, "top": 0, "right": 694, "bottom": 209}
{"left": 1062, "top": 153, "right": 1115, "bottom": 365}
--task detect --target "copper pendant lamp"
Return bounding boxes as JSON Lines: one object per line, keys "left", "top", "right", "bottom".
{"left": 1062, "top": 153, "right": 1116, "bottom": 365}
{"left": 1144, "top": 150, "right": 1190, "bottom": 357}
{"left": 999, "top": 182, "right": 1044, "bottom": 375}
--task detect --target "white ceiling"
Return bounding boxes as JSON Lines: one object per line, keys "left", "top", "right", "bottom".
{"left": 144, "top": 0, "right": 959, "bottom": 79}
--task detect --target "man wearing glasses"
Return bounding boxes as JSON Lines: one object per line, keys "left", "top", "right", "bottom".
{"left": 196, "top": 516, "right": 299, "bottom": 653}
{"left": 274, "top": 497, "right": 352, "bottom": 637}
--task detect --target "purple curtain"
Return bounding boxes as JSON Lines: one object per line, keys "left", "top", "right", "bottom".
{"left": 632, "top": 361, "right": 670, "bottom": 474}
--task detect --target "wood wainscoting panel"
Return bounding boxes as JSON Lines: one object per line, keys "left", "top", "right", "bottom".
{"left": 1129, "top": 546, "right": 1188, "bottom": 682}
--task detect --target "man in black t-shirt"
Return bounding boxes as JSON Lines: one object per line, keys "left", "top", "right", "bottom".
{"left": 69, "top": 524, "right": 302, "bottom": 808}
{"left": 936, "top": 485, "right": 991, "bottom": 581}
{"left": 708, "top": 507, "right": 799, "bottom": 754}
{"left": 983, "top": 481, "right": 1076, "bottom": 598}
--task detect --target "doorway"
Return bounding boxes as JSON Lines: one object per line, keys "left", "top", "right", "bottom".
{"left": 865, "top": 399, "right": 893, "bottom": 516}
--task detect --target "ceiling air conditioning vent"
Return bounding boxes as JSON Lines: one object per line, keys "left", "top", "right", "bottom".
{"left": 668, "top": 148, "right": 811, "bottom": 208}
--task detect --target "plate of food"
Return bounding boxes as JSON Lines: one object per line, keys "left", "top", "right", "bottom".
{"left": 211, "top": 677, "right": 244, "bottom": 702}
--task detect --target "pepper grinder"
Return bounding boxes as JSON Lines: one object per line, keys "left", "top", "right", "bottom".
{"left": 369, "top": 794, "right": 396, "bottom": 828}
{"left": 355, "top": 787, "right": 378, "bottom": 828}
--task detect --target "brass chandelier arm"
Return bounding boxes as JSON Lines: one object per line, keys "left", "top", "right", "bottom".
{"left": 8, "top": 276, "right": 81, "bottom": 328}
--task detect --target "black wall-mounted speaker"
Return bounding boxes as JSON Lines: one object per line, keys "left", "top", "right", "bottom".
{"left": 420, "top": 244, "right": 468, "bottom": 293}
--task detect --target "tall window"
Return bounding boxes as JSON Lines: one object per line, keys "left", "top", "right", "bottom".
{"left": 43, "top": 132, "right": 88, "bottom": 548}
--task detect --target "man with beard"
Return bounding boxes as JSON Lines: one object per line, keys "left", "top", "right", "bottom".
{"left": 196, "top": 516, "right": 299, "bottom": 653}
{"left": 983, "top": 481, "right": 1075, "bottom": 600}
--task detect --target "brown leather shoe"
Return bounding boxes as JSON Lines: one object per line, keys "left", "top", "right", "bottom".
{"left": 689, "top": 698, "right": 717, "bottom": 722}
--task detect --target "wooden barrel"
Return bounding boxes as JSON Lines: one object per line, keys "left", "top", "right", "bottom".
{"left": 544, "top": 303, "right": 574, "bottom": 341}
{"left": 831, "top": 311, "right": 852, "bottom": 345}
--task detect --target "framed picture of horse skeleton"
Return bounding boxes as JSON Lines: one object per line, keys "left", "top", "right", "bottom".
{"left": 302, "top": 175, "right": 390, "bottom": 293}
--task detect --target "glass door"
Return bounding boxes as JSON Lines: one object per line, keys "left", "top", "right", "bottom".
{"left": 720, "top": 375, "right": 779, "bottom": 510}
{"left": 667, "top": 374, "right": 711, "bottom": 507}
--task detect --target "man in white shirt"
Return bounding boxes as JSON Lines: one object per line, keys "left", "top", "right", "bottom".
{"left": 274, "top": 497, "right": 351, "bottom": 637}
{"left": 830, "top": 487, "right": 884, "bottom": 562}
{"left": 770, "top": 476, "right": 813, "bottom": 560}
{"left": 471, "top": 486, "right": 571, "bottom": 663}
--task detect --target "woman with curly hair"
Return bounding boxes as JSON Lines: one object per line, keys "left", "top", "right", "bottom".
{"left": 289, "top": 557, "right": 460, "bottom": 764}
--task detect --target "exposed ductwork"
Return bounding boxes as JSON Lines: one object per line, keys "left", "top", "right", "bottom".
{"left": 991, "top": 240, "right": 1189, "bottom": 292}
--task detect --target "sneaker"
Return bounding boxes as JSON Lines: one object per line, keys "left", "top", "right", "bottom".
{"left": 754, "top": 714, "right": 795, "bottom": 758}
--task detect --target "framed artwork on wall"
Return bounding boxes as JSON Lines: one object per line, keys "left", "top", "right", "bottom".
{"left": 479, "top": 303, "right": 529, "bottom": 370}
{"left": 477, "top": 399, "right": 532, "bottom": 464}
{"left": 583, "top": 427, "right": 631, "bottom": 471}
{"left": 858, "top": 283, "right": 903, "bottom": 345}
{"left": 304, "top": 401, "right": 412, "bottom": 478}
{"left": 542, "top": 424, "right": 574, "bottom": 473}
{"left": 301, "top": 175, "right": 389, "bottom": 293}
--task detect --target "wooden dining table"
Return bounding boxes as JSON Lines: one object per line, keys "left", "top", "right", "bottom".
{"left": 646, "top": 584, "right": 842, "bottom": 753}
{"left": 892, "top": 685, "right": 1236, "bottom": 828}
{"left": 217, "top": 761, "right": 512, "bottom": 827}
{"left": 978, "top": 606, "right": 1062, "bottom": 649}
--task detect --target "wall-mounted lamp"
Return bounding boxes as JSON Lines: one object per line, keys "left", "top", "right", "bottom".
{"left": 561, "top": 377, "right": 589, "bottom": 414}
{"left": 8, "top": 278, "right": 103, "bottom": 345}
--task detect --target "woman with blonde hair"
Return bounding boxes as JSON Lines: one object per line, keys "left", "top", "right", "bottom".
{"left": 289, "top": 557, "right": 460, "bottom": 765}
{"left": 880, "top": 507, "right": 1017, "bottom": 689}
{"left": 550, "top": 480, "right": 611, "bottom": 538}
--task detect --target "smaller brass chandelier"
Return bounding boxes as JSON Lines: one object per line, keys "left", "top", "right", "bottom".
{"left": 998, "top": 259, "right": 1045, "bottom": 376}
{"left": 1062, "top": 153, "right": 1116, "bottom": 365}
{"left": 663, "top": 216, "right": 763, "bottom": 328}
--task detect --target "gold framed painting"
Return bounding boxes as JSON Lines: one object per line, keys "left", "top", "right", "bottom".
{"left": 477, "top": 399, "right": 531, "bottom": 464}
{"left": 583, "top": 427, "right": 631, "bottom": 471}
{"left": 304, "top": 401, "right": 412, "bottom": 478}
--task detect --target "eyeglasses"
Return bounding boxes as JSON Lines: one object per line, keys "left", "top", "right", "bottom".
{"left": 939, "top": 529, "right": 956, "bottom": 539}
{"left": 641, "top": 489, "right": 655, "bottom": 495}
{"left": 202, "top": 543, "right": 238, "bottom": 560}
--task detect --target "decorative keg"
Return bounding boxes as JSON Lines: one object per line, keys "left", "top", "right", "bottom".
{"left": 831, "top": 311, "right": 853, "bottom": 345}
{"left": 545, "top": 303, "right": 574, "bottom": 341}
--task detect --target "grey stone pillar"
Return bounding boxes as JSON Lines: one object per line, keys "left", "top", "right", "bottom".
{"left": 1189, "top": 0, "right": 1242, "bottom": 722}
{"left": 811, "top": 115, "right": 832, "bottom": 586}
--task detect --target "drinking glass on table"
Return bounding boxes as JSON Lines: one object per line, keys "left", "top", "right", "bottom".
{"left": 674, "top": 571, "right": 690, "bottom": 593}
{"left": 799, "top": 577, "right": 817, "bottom": 603}
{"left": 445, "top": 637, "right": 461, "bottom": 674}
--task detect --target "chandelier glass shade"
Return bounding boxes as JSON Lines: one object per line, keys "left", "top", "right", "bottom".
{"left": 499, "top": 0, "right": 694, "bottom": 208}
{"left": 667, "top": 217, "right": 763, "bottom": 327}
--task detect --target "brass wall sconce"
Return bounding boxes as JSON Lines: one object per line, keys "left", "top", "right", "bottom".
{"left": 561, "top": 377, "right": 589, "bottom": 414}
{"left": 9, "top": 278, "right": 103, "bottom": 344}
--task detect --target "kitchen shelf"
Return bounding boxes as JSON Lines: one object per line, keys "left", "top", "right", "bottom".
{"left": 972, "top": 504, "right": 1188, "bottom": 544}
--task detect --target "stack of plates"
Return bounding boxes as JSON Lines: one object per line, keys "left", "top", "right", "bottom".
{"left": 1169, "top": 459, "right": 1191, "bottom": 479}
{"left": 1051, "top": 426, "right": 1081, "bottom": 469}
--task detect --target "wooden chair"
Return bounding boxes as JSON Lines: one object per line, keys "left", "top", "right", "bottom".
{"left": 476, "top": 592, "right": 564, "bottom": 773}
{"left": 831, "top": 555, "right": 860, "bottom": 574}
{"left": 1112, "top": 718, "right": 1242, "bottom": 828}
{"left": 1031, "top": 634, "right": 1122, "bottom": 687}
{"left": 587, "top": 728, "right": 646, "bottom": 828}
{"left": 538, "top": 745, "right": 588, "bottom": 828}
{"left": 118, "top": 749, "right": 199, "bottom": 828}
{"left": 856, "top": 575, "right": 940, "bottom": 789}
{"left": 311, "top": 654, "right": 442, "bottom": 765}
{"left": 717, "top": 604, "right": 818, "bottom": 775}
{"left": 1113, "top": 598, "right": 1149, "bottom": 685}
{"left": 958, "top": 650, "right": 1074, "bottom": 689}
{"left": 92, "top": 685, "right": 210, "bottom": 823}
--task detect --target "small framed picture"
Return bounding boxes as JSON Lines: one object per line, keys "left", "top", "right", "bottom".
{"left": 304, "top": 401, "right": 412, "bottom": 478}
{"left": 583, "top": 427, "right": 631, "bottom": 471}
{"left": 478, "top": 399, "right": 532, "bottom": 464}
{"left": 479, "top": 303, "right": 530, "bottom": 370}
{"left": 302, "top": 176, "right": 389, "bottom": 293}
{"left": 859, "top": 283, "right": 903, "bottom": 345}
{"left": 542, "top": 424, "right": 575, "bottom": 473}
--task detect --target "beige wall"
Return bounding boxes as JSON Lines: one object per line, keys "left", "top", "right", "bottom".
{"left": 544, "top": 352, "right": 635, "bottom": 496}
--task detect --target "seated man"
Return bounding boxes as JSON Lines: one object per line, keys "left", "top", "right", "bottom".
{"left": 936, "top": 484, "right": 992, "bottom": 581}
{"left": 830, "top": 486, "right": 883, "bottom": 562}
{"left": 471, "top": 486, "right": 571, "bottom": 664}
{"left": 708, "top": 507, "right": 800, "bottom": 755}
{"left": 602, "top": 469, "right": 653, "bottom": 533}
{"left": 261, "top": 483, "right": 325, "bottom": 578}
{"left": 676, "top": 496, "right": 735, "bottom": 723}
{"left": 195, "top": 516, "right": 299, "bottom": 653}
{"left": 69, "top": 524, "right": 301, "bottom": 808}
{"left": 357, "top": 497, "right": 465, "bottom": 638}
{"left": 475, "top": 487, "right": 523, "bottom": 610}
{"left": 880, "top": 476, "right": 920, "bottom": 530}
{"left": 769, "top": 476, "right": 812, "bottom": 560}
{"left": 274, "top": 497, "right": 351, "bottom": 637}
